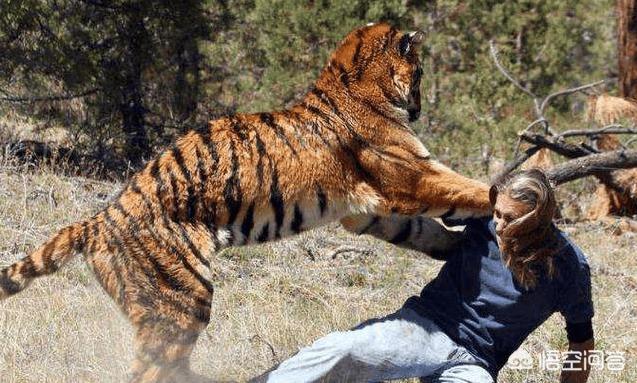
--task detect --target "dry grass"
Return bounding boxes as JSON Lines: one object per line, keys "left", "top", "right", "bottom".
{"left": 584, "top": 134, "right": 637, "bottom": 230}
{"left": 0, "top": 161, "right": 635, "bottom": 383}
{"left": 586, "top": 94, "right": 637, "bottom": 127}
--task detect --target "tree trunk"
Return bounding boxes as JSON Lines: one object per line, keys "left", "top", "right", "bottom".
{"left": 120, "top": 85, "right": 148, "bottom": 165}
{"left": 174, "top": 36, "right": 200, "bottom": 122}
{"left": 618, "top": 0, "right": 637, "bottom": 98}
{"left": 120, "top": 7, "right": 150, "bottom": 165}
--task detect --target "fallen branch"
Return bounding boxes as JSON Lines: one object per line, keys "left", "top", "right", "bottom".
{"left": 547, "top": 149, "right": 637, "bottom": 188}
{"left": 489, "top": 39, "right": 637, "bottom": 222}
{"left": 0, "top": 87, "right": 100, "bottom": 103}
{"left": 489, "top": 39, "right": 620, "bottom": 185}
{"left": 517, "top": 132, "right": 636, "bottom": 194}
{"left": 519, "top": 131, "right": 593, "bottom": 158}
{"left": 248, "top": 334, "right": 279, "bottom": 363}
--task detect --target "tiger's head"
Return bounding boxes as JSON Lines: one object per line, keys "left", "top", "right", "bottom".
{"left": 321, "top": 22, "right": 425, "bottom": 123}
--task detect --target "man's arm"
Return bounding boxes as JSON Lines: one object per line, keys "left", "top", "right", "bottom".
{"left": 340, "top": 214, "right": 463, "bottom": 260}
{"left": 560, "top": 321, "right": 594, "bottom": 383}
{"left": 557, "top": 244, "right": 595, "bottom": 383}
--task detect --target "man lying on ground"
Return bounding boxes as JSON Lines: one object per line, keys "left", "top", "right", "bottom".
{"left": 250, "top": 169, "right": 594, "bottom": 383}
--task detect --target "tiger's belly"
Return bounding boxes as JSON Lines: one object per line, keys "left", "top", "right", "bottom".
{"left": 215, "top": 186, "right": 382, "bottom": 248}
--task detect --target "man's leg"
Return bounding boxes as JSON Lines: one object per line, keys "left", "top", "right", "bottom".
{"left": 249, "top": 307, "right": 462, "bottom": 383}
{"left": 422, "top": 364, "right": 494, "bottom": 383}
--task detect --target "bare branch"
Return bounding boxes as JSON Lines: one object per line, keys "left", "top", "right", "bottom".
{"left": 488, "top": 39, "right": 634, "bottom": 204}
{"left": 489, "top": 40, "right": 606, "bottom": 138}
{"left": 580, "top": 141, "right": 600, "bottom": 154}
{"left": 539, "top": 80, "right": 608, "bottom": 114}
{"left": 0, "top": 88, "right": 101, "bottom": 103}
{"left": 329, "top": 245, "right": 374, "bottom": 260}
{"left": 75, "top": 0, "right": 122, "bottom": 10}
{"left": 525, "top": 118, "right": 549, "bottom": 132}
{"left": 558, "top": 125, "right": 637, "bottom": 138}
{"left": 488, "top": 40, "right": 547, "bottom": 129}
{"left": 519, "top": 131, "right": 593, "bottom": 158}
{"left": 515, "top": 132, "right": 637, "bottom": 196}
{"left": 496, "top": 125, "right": 637, "bottom": 179}
{"left": 248, "top": 334, "right": 279, "bottom": 363}
{"left": 489, "top": 40, "right": 538, "bottom": 100}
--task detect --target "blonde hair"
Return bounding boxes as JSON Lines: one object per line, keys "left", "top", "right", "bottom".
{"left": 490, "top": 169, "right": 561, "bottom": 289}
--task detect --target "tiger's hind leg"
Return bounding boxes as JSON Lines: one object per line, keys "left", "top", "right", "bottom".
{"left": 128, "top": 291, "right": 213, "bottom": 383}
{"left": 84, "top": 217, "right": 215, "bottom": 383}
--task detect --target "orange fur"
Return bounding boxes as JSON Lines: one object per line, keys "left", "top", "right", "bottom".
{"left": 0, "top": 23, "right": 491, "bottom": 382}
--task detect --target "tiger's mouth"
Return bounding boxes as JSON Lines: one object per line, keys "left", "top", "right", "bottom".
{"left": 406, "top": 87, "right": 421, "bottom": 122}
{"left": 407, "top": 100, "right": 421, "bottom": 122}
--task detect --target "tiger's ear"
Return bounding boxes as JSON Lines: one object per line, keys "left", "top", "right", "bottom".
{"left": 399, "top": 30, "right": 425, "bottom": 56}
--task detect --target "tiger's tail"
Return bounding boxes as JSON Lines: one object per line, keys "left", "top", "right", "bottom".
{"left": 0, "top": 220, "right": 88, "bottom": 299}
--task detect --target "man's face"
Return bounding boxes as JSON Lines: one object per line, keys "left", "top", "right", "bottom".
{"left": 493, "top": 193, "right": 533, "bottom": 238}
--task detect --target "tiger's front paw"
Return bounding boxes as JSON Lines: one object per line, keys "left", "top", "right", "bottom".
{"left": 469, "top": 186, "right": 493, "bottom": 217}
{"left": 448, "top": 184, "right": 492, "bottom": 219}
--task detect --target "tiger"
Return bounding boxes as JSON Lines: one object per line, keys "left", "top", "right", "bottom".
{"left": 0, "top": 23, "right": 491, "bottom": 382}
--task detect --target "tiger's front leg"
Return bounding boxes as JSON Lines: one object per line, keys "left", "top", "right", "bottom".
{"left": 357, "top": 144, "right": 492, "bottom": 220}
{"left": 340, "top": 214, "right": 463, "bottom": 260}
{"left": 410, "top": 159, "right": 491, "bottom": 218}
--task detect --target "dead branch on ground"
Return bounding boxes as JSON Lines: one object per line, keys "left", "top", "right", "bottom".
{"left": 489, "top": 41, "right": 637, "bottom": 231}
{"left": 489, "top": 41, "right": 637, "bottom": 186}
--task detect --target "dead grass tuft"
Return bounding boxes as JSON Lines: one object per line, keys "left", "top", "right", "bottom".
{"left": 521, "top": 148, "right": 554, "bottom": 172}
{"left": 586, "top": 94, "right": 637, "bottom": 126}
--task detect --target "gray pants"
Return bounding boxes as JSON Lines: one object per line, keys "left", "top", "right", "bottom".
{"left": 250, "top": 307, "right": 494, "bottom": 383}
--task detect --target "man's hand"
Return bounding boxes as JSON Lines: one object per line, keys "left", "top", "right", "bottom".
{"left": 560, "top": 338, "right": 594, "bottom": 383}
